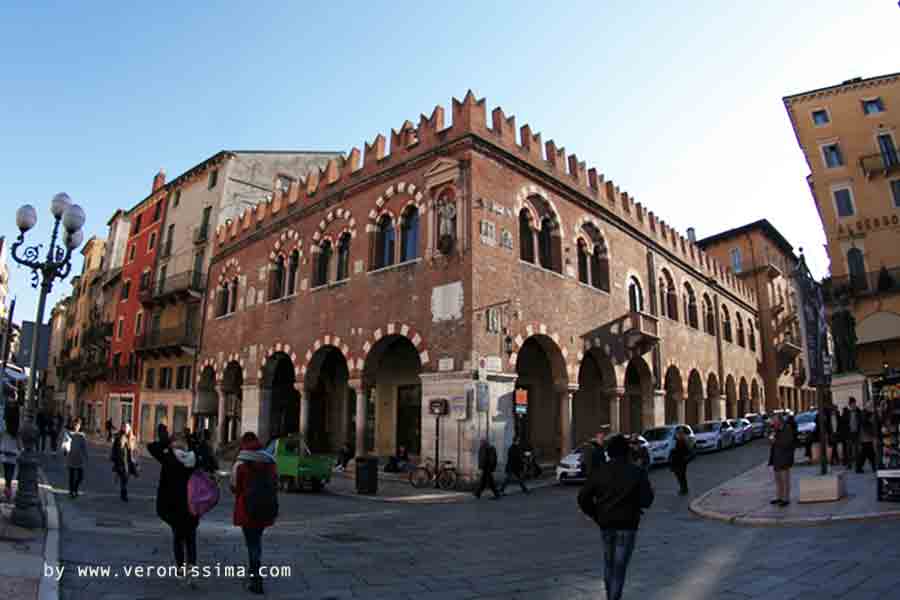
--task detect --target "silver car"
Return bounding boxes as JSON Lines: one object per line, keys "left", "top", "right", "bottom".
{"left": 692, "top": 421, "right": 735, "bottom": 452}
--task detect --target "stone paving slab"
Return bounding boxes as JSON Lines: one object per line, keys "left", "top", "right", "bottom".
{"left": 691, "top": 457, "right": 900, "bottom": 525}
{"left": 0, "top": 487, "right": 47, "bottom": 600}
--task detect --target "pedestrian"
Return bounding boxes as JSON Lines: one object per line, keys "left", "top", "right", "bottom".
{"left": 846, "top": 397, "right": 862, "bottom": 466}
{"left": 1, "top": 407, "right": 21, "bottom": 502}
{"left": 826, "top": 405, "right": 843, "bottom": 466}
{"left": 49, "top": 413, "right": 62, "bottom": 454}
{"left": 670, "top": 429, "right": 691, "bottom": 495}
{"left": 63, "top": 417, "right": 89, "bottom": 498}
{"left": 856, "top": 411, "right": 878, "bottom": 474}
{"left": 37, "top": 410, "right": 49, "bottom": 453}
{"left": 500, "top": 437, "right": 529, "bottom": 495}
{"left": 147, "top": 429, "right": 201, "bottom": 586}
{"left": 629, "top": 434, "right": 650, "bottom": 471}
{"left": 231, "top": 432, "right": 278, "bottom": 595}
{"left": 194, "top": 429, "right": 219, "bottom": 474}
{"left": 474, "top": 439, "right": 500, "bottom": 500}
{"left": 105, "top": 418, "right": 114, "bottom": 443}
{"left": 335, "top": 442, "right": 352, "bottom": 472}
{"left": 110, "top": 423, "right": 137, "bottom": 502}
{"left": 768, "top": 414, "right": 795, "bottom": 506}
{"left": 577, "top": 435, "right": 654, "bottom": 600}
{"left": 582, "top": 430, "right": 608, "bottom": 479}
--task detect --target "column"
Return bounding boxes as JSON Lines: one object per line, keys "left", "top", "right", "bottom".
{"left": 610, "top": 387, "right": 624, "bottom": 434}
{"left": 241, "top": 384, "right": 267, "bottom": 443}
{"left": 215, "top": 384, "right": 227, "bottom": 447}
{"left": 349, "top": 380, "right": 366, "bottom": 457}
{"left": 652, "top": 389, "right": 666, "bottom": 429}
{"left": 560, "top": 386, "right": 575, "bottom": 454}
{"left": 677, "top": 393, "right": 687, "bottom": 424}
{"left": 697, "top": 393, "right": 706, "bottom": 423}
{"left": 295, "top": 382, "right": 309, "bottom": 440}
{"left": 718, "top": 395, "right": 727, "bottom": 420}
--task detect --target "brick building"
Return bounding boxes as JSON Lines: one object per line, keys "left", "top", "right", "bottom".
{"left": 198, "top": 93, "right": 763, "bottom": 475}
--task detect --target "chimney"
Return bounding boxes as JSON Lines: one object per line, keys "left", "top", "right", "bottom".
{"left": 687, "top": 227, "right": 696, "bottom": 243}
{"left": 152, "top": 169, "right": 166, "bottom": 193}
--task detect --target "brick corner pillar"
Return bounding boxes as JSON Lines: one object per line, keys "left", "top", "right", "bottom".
{"left": 294, "top": 381, "right": 309, "bottom": 440}
{"left": 349, "top": 379, "right": 367, "bottom": 457}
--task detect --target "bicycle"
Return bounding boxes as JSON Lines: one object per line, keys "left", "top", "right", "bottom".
{"left": 409, "top": 458, "right": 458, "bottom": 490}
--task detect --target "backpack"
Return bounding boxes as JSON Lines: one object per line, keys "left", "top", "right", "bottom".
{"left": 187, "top": 470, "right": 220, "bottom": 518}
{"left": 244, "top": 463, "right": 278, "bottom": 523}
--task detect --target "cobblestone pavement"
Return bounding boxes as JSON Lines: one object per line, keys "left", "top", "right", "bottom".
{"left": 40, "top": 440, "right": 900, "bottom": 600}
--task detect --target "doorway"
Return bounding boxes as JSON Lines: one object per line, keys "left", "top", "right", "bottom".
{"left": 396, "top": 384, "right": 422, "bottom": 456}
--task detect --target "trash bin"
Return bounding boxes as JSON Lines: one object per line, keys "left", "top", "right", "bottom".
{"left": 355, "top": 456, "right": 379, "bottom": 494}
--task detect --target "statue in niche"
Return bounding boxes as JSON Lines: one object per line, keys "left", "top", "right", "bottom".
{"left": 437, "top": 189, "right": 457, "bottom": 255}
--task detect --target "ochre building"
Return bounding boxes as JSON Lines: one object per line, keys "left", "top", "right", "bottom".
{"left": 198, "top": 93, "right": 764, "bottom": 474}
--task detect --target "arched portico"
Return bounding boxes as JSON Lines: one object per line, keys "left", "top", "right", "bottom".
{"left": 664, "top": 365, "right": 683, "bottom": 425}
{"left": 751, "top": 379, "right": 762, "bottom": 414}
{"left": 574, "top": 349, "right": 616, "bottom": 445}
{"left": 687, "top": 370, "right": 703, "bottom": 425}
{"left": 304, "top": 346, "right": 351, "bottom": 453}
{"left": 706, "top": 373, "right": 720, "bottom": 421}
{"left": 261, "top": 352, "right": 300, "bottom": 443}
{"left": 739, "top": 377, "right": 750, "bottom": 418}
{"left": 515, "top": 334, "right": 569, "bottom": 459}
{"left": 624, "top": 357, "right": 653, "bottom": 433}
{"left": 725, "top": 375, "right": 737, "bottom": 419}
{"left": 221, "top": 361, "right": 243, "bottom": 444}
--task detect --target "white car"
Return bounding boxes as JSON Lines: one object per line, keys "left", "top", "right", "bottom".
{"left": 727, "top": 419, "right": 753, "bottom": 445}
{"left": 642, "top": 425, "right": 696, "bottom": 466}
{"left": 693, "top": 421, "right": 735, "bottom": 452}
{"left": 744, "top": 413, "right": 767, "bottom": 439}
{"left": 556, "top": 435, "right": 650, "bottom": 483}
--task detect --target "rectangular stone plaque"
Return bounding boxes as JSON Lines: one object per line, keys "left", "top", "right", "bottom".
{"left": 438, "top": 357, "right": 454, "bottom": 371}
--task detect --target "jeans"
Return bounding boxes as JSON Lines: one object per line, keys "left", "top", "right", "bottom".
{"left": 68, "top": 467, "right": 84, "bottom": 496}
{"left": 475, "top": 471, "right": 500, "bottom": 498}
{"left": 672, "top": 463, "right": 688, "bottom": 493}
{"left": 500, "top": 470, "right": 528, "bottom": 494}
{"left": 856, "top": 442, "right": 877, "bottom": 473}
{"left": 171, "top": 523, "right": 198, "bottom": 567}
{"left": 601, "top": 529, "right": 637, "bottom": 600}
{"left": 242, "top": 527, "right": 264, "bottom": 577}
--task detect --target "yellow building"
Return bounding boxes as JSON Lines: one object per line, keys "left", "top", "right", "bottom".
{"left": 784, "top": 72, "right": 900, "bottom": 376}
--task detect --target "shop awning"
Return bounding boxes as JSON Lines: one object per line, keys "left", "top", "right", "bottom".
{"left": 857, "top": 311, "right": 900, "bottom": 346}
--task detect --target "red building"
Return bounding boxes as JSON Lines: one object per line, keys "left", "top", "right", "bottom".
{"left": 107, "top": 171, "right": 168, "bottom": 434}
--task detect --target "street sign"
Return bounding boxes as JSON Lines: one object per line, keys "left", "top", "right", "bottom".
{"left": 429, "top": 398, "right": 449, "bottom": 416}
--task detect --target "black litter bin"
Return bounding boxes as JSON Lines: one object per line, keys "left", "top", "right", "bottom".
{"left": 356, "top": 456, "right": 379, "bottom": 494}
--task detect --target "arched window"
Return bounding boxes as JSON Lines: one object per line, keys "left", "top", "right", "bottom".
{"left": 591, "top": 243, "right": 610, "bottom": 291}
{"left": 228, "top": 278, "right": 239, "bottom": 313}
{"left": 722, "top": 306, "right": 733, "bottom": 343}
{"left": 748, "top": 321, "right": 756, "bottom": 352}
{"left": 315, "top": 240, "right": 332, "bottom": 287}
{"left": 628, "top": 277, "right": 644, "bottom": 313}
{"left": 269, "top": 256, "right": 285, "bottom": 300}
{"left": 577, "top": 239, "right": 589, "bottom": 284}
{"left": 847, "top": 247, "right": 867, "bottom": 291}
{"left": 703, "top": 294, "right": 715, "bottom": 335}
{"left": 659, "top": 270, "right": 677, "bottom": 320}
{"left": 400, "top": 206, "right": 419, "bottom": 262}
{"left": 519, "top": 209, "right": 535, "bottom": 263}
{"left": 336, "top": 233, "right": 351, "bottom": 281}
{"left": 217, "top": 282, "right": 229, "bottom": 317}
{"left": 538, "top": 217, "right": 554, "bottom": 270}
{"left": 375, "top": 215, "right": 395, "bottom": 269}
{"left": 684, "top": 283, "right": 698, "bottom": 329}
{"left": 736, "top": 313, "right": 746, "bottom": 347}
{"left": 287, "top": 250, "right": 299, "bottom": 296}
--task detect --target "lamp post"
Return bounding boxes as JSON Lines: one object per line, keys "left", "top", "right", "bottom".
{"left": 10, "top": 193, "right": 85, "bottom": 528}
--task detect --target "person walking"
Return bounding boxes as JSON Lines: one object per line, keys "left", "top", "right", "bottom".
{"left": 670, "top": 429, "right": 691, "bottom": 496}
{"left": 582, "top": 430, "right": 608, "bottom": 479}
{"left": 105, "top": 419, "right": 114, "bottom": 443}
{"left": 768, "top": 414, "right": 795, "bottom": 506}
{"left": 48, "top": 413, "right": 61, "bottom": 454}
{"left": 846, "top": 397, "right": 862, "bottom": 466}
{"left": 826, "top": 405, "right": 843, "bottom": 466}
{"left": 474, "top": 439, "right": 500, "bottom": 500}
{"left": 110, "top": 423, "right": 137, "bottom": 502}
{"left": 578, "top": 435, "right": 654, "bottom": 600}
{"left": 63, "top": 417, "right": 89, "bottom": 498}
{"left": 1, "top": 408, "right": 20, "bottom": 502}
{"left": 500, "top": 437, "right": 529, "bottom": 495}
{"left": 231, "top": 432, "right": 278, "bottom": 595}
{"left": 856, "top": 411, "right": 878, "bottom": 474}
{"left": 147, "top": 429, "right": 201, "bottom": 585}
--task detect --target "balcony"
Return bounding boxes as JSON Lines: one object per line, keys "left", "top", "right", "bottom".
{"left": 822, "top": 266, "right": 900, "bottom": 304}
{"left": 860, "top": 151, "right": 900, "bottom": 179}
{"left": 624, "top": 311, "right": 660, "bottom": 353}
{"left": 776, "top": 333, "right": 803, "bottom": 374}
{"left": 140, "top": 270, "right": 205, "bottom": 308}
{"left": 135, "top": 323, "right": 200, "bottom": 358}
{"left": 82, "top": 322, "right": 113, "bottom": 349}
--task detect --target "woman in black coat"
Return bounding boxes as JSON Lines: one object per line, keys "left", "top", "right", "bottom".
{"left": 147, "top": 431, "right": 200, "bottom": 579}
{"left": 768, "top": 414, "right": 796, "bottom": 506}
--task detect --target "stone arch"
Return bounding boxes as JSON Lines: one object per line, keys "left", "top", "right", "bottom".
{"left": 515, "top": 184, "right": 563, "bottom": 234}
{"left": 301, "top": 335, "right": 354, "bottom": 379}
{"left": 194, "top": 365, "right": 218, "bottom": 416}
{"left": 706, "top": 373, "right": 720, "bottom": 421}
{"left": 739, "top": 377, "right": 750, "bottom": 417}
{"left": 624, "top": 357, "right": 653, "bottom": 433}
{"left": 313, "top": 207, "right": 357, "bottom": 245}
{"left": 257, "top": 342, "right": 301, "bottom": 382}
{"left": 260, "top": 351, "right": 299, "bottom": 442}
{"left": 725, "top": 374, "right": 738, "bottom": 419}
{"left": 508, "top": 323, "right": 572, "bottom": 381}
{"left": 625, "top": 270, "right": 646, "bottom": 313}
{"left": 303, "top": 345, "right": 352, "bottom": 453}
{"left": 221, "top": 361, "right": 244, "bottom": 444}
{"left": 751, "top": 379, "right": 762, "bottom": 414}
{"left": 216, "top": 256, "right": 243, "bottom": 288}
{"left": 269, "top": 228, "right": 304, "bottom": 263}
{"left": 360, "top": 323, "right": 428, "bottom": 374}
{"left": 368, "top": 181, "right": 427, "bottom": 224}
{"left": 687, "top": 369, "right": 704, "bottom": 425}
{"left": 664, "top": 365, "right": 684, "bottom": 424}
{"left": 515, "top": 333, "right": 570, "bottom": 459}
{"left": 574, "top": 348, "right": 617, "bottom": 444}
{"left": 658, "top": 267, "right": 678, "bottom": 321}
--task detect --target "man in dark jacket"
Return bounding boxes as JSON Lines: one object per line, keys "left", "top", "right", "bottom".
{"left": 474, "top": 439, "right": 500, "bottom": 500}
{"left": 581, "top": 430, "right": 608, "bottom": 479}
{"left": 578, "top": 435, "right": 654, "bottom": 600}
{"left": 500, "top": 438, "right": 529, "bottom": 495}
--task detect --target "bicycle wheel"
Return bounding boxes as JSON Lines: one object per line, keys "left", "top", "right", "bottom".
{"left": 437, "top": 469, "right": 458, "bottom": 490}
{"left": 410, "top": 467, "right": 431, "bottom": 489}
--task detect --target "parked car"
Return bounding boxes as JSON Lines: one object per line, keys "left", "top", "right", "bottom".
{"left": 794, "top": 411, "right": 818, "bottom": 447}
{"left": 642, "top": 425, "right": 696, "bottom": 466}
{"left": 693, "top": 421, "right": 735, "bottom": 452}
{"left": 727, "top": 418, "right": 753, "bottom": 445}
{"left": 744, "top": 413, "right": 767, "bottom": 439}
{"left": 556, "top": 434, "right": 649, "bottom": 484}
{"left": 265, "top": 434, "right": 334, "bottom": 492}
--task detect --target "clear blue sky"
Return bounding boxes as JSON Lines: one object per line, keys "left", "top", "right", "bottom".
{"left": 1, "top": 0, "right": 897, "bottom": 324}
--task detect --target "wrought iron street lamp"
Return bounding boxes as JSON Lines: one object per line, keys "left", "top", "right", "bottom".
{"left": 10, "top": 193, "right": 85, "bottom": 528}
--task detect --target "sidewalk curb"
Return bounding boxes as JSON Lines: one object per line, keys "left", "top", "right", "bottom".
{"left": 37, "top": 468, "right": 60, "bottom": 600}
{"left": 689, "top": 462, "right": 900, "bottom": 527}
{"left": 329, "top": 477, "right": 559, "bottom": 504}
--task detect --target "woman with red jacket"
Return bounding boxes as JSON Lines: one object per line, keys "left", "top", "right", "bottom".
{"left": 231, "top": 432, "right": 278, "bottom": 595}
